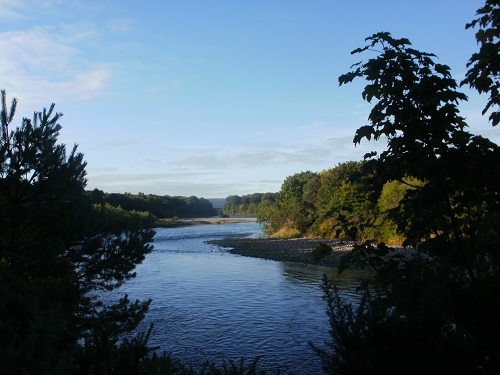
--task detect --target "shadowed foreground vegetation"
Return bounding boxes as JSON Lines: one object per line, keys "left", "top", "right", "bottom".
{"left": 307, "top": 2, "right": 500, "bottom": 373}
{"left": 0, "top": 92, "right": 271, "bottom": 375}
{"left": 1, "top": 1, "right": 500, "bottom": 374}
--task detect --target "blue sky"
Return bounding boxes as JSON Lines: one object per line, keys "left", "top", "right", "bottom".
{"left": 1, "top": 0, "right": 498, "bottom": 198}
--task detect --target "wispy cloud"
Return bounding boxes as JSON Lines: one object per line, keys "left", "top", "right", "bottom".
{"left": 87, "top": 175, "right": 283, "bottom": 198}
{"left": 89, "top": 171, "right": 214, "bottom": 183}
{"left": 107, "top": 18, "right": 134, "bottom": 33}
{"left": 167, "top": 132, "right": 382, "bottom": 172}
{"left": 98, "top": 139, "right": 142, "bottom": 147}
{"left": 0, "top": 1, "right": 116, "bottom": 112}
{"left": 69, "top": 69, "right": 111, "bottom": 100}
{"left": 87, "top": 170, "right": 231, "bottom": 197}
{"left": 0, "top": 0, "right": 26, "bottom": 19}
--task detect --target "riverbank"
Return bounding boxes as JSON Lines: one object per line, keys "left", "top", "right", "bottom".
{"left": 207, "top": 237, "right": 356, "bottom": 268}
{"left": 156, "top": 216, "right": 257, "bottom": 227}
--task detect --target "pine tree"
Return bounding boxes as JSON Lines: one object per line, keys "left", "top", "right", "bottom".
{"left": 0, "top": 90, "right": 155, "bottom": 374}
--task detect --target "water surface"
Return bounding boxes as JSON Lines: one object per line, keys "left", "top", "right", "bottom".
{"left": 117, "top": 222, "right": 364, "bottom": 374}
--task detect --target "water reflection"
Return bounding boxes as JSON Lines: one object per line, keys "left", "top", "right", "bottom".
{"left": 116, "top": 223, "right": 364, "bottom": 374}
{"left": 280, "top": 262, "right": 366, "bottom": 302}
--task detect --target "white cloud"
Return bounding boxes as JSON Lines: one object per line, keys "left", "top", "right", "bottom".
{"left": 0, "top": 28, "right": 112, "bottom": 112}
{"left": 69, "top": 69, "right": 111, "bottom": 100}
{"left": 0, "top": 30, "right": 75, "bottom": 75}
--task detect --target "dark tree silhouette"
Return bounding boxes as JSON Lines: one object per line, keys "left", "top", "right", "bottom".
{"left": 463, "top": 0, "right": 500, "bottom": 126}
{"left": 0, "top": 91, "right": 155, "bottom": 374}
{"left": 312, "top": 26, "right": 500, "bottom": 375}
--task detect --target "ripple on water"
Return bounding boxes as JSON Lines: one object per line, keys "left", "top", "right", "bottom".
{"left": 115, "top": 223, "right": 366, "bottom": 374}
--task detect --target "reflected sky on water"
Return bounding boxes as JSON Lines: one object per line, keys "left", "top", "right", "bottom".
{"left": 115, "top": 222, "right": 365, "bottom": 374}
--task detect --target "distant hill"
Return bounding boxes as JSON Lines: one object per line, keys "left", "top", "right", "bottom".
{"left": 208, "top": 198, "right": 226, "bottom": 210}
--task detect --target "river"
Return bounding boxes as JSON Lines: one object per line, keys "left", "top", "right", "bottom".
{"left": 115, "top": 221, "right": 364, "bottom": 374}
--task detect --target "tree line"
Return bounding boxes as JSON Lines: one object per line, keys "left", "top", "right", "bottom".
{"left": 89, "top": 189, "right": 217, "bottom": 226}
{"left": 259, "top": 161, "right": 421, "bottom": 244}
{"left": 1, "top": 1, "right": 499, "bottom": 373}
{"left": 0, "top": 91, "right": 259, "bottom": 374}
{"left": 222, "top": 193, "right": 278, "bottom": 216}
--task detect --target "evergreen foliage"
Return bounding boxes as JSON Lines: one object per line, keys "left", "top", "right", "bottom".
{"left": 3, "top": 2, "right": 499, "bottom": 373}
{"left": 0, "top": 91, "right": 156, "bottom": 374}
{"left": 0, "top": 91, "right": 274, "bottom": 374}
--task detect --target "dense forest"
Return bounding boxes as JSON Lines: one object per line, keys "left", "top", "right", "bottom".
{"left": 222, "top": 193, "right": 278, "bottom": 215}
{"left": 0, "top": 1, "right": 499, "bottom": 374}
{"left": 88, "top": 189, "right": 217, "bottom": 228}
{"left": 259, "top": 161, "right": 417, "bottom": 244}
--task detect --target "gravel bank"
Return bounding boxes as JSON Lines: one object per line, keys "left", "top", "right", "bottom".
{"left": 206, "top": 237, "right": 356, "bottom": 268}
{"left": 157, "top": 216, "right": 257, "bottom": 227}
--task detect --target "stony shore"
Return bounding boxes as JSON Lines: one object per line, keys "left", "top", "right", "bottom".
{"left": 156, "top": 216, "right": 257, "bottom": 227}
{"left": 206, "top": 237, "right": 356, "bottom": 268}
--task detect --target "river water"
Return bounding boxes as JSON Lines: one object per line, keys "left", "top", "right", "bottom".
{"left": 116, "top": 222, "right": 364, "bottom": 374}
